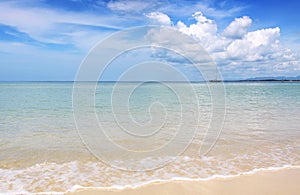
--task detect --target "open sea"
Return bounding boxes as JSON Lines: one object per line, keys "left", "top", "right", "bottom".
{"left": 0, "top": 82, "right": 300, "bottom": 194}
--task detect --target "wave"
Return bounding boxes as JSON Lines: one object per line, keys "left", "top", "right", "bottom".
{"left": 68, "top": 164, "right": 300, "bottom": 192}
{"left": 0, "top": 158, "right": 299, "bottom": 194}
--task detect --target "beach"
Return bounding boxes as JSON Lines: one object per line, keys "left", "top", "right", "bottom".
{"left": 1, "top": 0, "right": 300, "bottom": 194}
{"left": 0, "top": 82, "right": 300, "bottom": 193}
{"left": 68, "top": 167, "right": 300, "bottom": 195}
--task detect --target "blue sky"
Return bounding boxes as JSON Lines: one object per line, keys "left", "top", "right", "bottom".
{"left": 0, "top": 0, "right": 299, "bottom": 81}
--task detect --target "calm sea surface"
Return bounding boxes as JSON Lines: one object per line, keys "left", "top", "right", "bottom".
{"left": 0, "top": 82, "right": 299, "bottom": 193}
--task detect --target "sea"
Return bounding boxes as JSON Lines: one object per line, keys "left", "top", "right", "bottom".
{"left": 0, "top": 82, "right": 299, "bottom": 194}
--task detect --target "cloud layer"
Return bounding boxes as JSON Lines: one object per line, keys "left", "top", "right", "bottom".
{"left": 146, "top": 11, "right": 300, "bottom": 78}
{"left": 0, "top": 0, "right": 299, "bottom": 80}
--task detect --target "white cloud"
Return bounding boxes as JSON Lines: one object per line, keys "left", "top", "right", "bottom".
{"left": 154, "top": 11, "right": 300, "bottom": 77}
{"left": 1, "top": 1, "right": 299, "bottom": 78}
{"left": 176, "top": 12, "right": 217, "bottom": 43}
{"left": 176, "top": 12, "right": 228, "bottom": 52}
{"left": 226, "top": 27, "right": 280, "bottom": 61}
{"left": 222, "top": 16, "right": 252, "bottom": 38}
{"left": 144, "top": 27, "right": 219, "bottom": 80}
{"left": 146, "top": 12, "right": 172, "bottom": 26}
{"left": 0, "top": 1, "right": 123, "bottom": 50}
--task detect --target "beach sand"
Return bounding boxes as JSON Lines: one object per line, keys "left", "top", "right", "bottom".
{"left": 67, "top": 167, "right": 300, "bottom": 195}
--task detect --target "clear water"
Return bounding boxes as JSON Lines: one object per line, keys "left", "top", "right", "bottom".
{"left": 0, "top": 82, "right": 299, "bottom": 193}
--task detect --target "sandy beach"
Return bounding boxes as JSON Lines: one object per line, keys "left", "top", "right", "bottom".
{"left": 68, "top": 167, "right": 300, "bottom": 195}
{"left": 1, "top": 0, "right": 300, "bottom": 193}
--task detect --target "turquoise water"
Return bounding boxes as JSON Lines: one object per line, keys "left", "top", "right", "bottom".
{"left": 0, "top": 82, "right": 300, "bottom": 193}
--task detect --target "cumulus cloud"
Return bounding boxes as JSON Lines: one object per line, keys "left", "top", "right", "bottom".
{"left": 177, "top": 12, "right": 217, "bottom": 38}
{"left": 146, "top": 12, "right": 172, "bottom": 26}
{"left": 226, "top": 27, "right": 280, "bottom": 61}
{"left": 176, "top": 12, "right": 228, "bottom": 52}
{"left": 149, "top": 11, "right": 300, "bottom": 77}
{"left": 222, "top": 16, "right": 252, "bottom": 38}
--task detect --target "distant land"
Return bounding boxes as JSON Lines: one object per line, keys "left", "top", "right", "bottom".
{"left": 242, "top": 75, "right": 300, "bottom": 82}
{"left": 245, "top": 75, "right": 300, "bottom": 81}
{"left": 209, "top": 75, "right": 300, "bottom": 82}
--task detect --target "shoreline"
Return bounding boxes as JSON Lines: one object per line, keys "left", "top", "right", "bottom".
{"left": 1, "top": 164, "right": 299, "bottom": 194}
{"left": 67, "top": 166, "right": 300, "bottom": 195}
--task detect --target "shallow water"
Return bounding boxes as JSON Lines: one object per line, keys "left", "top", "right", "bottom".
{"left": 0, "top": 82, "right": 299, "bottom": 193}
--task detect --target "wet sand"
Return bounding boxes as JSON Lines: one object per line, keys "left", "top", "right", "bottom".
{"left": 67, "top": 167, "right": 300, "bottom": 195}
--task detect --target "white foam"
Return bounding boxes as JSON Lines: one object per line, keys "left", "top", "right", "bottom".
{"left": 65, "top": 164, "right": 300, "bottom": 193}
{"left": 0, "top": 152, "right": 299, "bottom": 194}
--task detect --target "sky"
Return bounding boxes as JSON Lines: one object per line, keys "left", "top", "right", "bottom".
{"left": 0, "top": 0, "right": 299, "bottom": 81}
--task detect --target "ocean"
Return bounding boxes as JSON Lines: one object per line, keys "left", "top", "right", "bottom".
{"left": 0, "top": 82, "right": 299, "bottom": 193}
